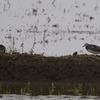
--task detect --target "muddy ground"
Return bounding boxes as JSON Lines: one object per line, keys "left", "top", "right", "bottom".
{"left": 0, "top": 53, "right": 100, "bottom": 95}
{"left": 0, "top": 53, "right": 100, "bottom": 83}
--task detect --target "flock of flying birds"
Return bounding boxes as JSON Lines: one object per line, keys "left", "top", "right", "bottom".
{"left": 0, "top": 43, "right": 100, "bottom": 55}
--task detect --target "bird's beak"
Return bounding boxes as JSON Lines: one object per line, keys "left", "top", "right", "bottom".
{"left": 83, "top": 45, "right": 85, "bottom": 47}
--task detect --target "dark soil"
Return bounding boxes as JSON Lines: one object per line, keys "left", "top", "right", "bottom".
{"left": 0, "top": 54, "right": 100, "bottom": 83}
{"left": 0, "top": 53, "right": 100, "bottom": 83}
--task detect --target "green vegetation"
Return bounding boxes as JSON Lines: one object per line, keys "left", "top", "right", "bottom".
{"left": 87, "top": 86, "right": 96, "bottom": 96}
{"left": 20, "top": 81, "right": 31, "bottom": 95}
{"left": 0, "top": 82, "right": 99, "bottom": 96}
{"left": 26, "top": 81, "right": 31, "bottom": 93}
{"left": 49, "top": 82, "right": 56, "bottom": 95}
{"left": 67, "top": 83, "right": 82, "bottom": 96}
{"left": 4, "top": 85, "right": 10, "bottom": 94}
{"left": 20, "top": 88, "right": 26, "bottom": 95}
{"left": 40, "top": 87, "right": 43, "bottom": 94}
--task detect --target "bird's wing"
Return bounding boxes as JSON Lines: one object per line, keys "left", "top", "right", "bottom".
{"left": 89, "top": 45, "right": 100, "bottom": 51}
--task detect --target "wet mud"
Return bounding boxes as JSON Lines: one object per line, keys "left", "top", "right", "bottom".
{"left": 0, "top": 53, "right": 100, "bottom": 95}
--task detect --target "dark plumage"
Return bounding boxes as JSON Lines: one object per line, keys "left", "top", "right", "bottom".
{"left": 83, "top": 43, "right": 100, "bottom": 54}
{"left": 73, "top": 51, "right": 78, "bottom": 56}
{"left": 0, "top": 45, "right": 6, "bottom": 53}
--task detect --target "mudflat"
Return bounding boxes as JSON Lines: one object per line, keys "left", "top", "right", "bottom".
{"left": 0, "top": 53, "right": 100, "bottom": 83}
{"left": 0, "top": 53, "right": 100, "bottom": 94}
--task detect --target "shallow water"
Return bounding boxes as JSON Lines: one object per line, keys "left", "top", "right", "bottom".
{"left": 0, "top": 0, "right": 100, "bottom": 56}
{"left": 0, "top": 95, "right": 99, "bottom": 100}
{"left": 1, "top": 31, "right": 100, "bottom": 56}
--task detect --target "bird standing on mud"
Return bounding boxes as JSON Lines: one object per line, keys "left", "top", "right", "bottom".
{"left": 83, "top": 43, "right": 100, "bottom": 54}
{"left": 0, "top": 45, "right": 6, "bottom": 53}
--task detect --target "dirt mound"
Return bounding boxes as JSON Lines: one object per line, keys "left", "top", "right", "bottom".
{"left": 0, "top": 53, "right": 100, "bottom": 83}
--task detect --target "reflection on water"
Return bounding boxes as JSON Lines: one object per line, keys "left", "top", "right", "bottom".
{"left": 0, "top": 95, "right": 99, "bottom": 100}
{"left": 1, "top": 31, "right": 100, "bottom": 56}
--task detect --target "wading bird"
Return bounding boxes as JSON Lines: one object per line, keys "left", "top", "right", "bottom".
{"left": 83, "top": 43, "right": 100, "bottom": 54}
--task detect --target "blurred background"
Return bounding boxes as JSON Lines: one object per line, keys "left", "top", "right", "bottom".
{"left": 0, "top": 0, "right": 100, "bottom": 56}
